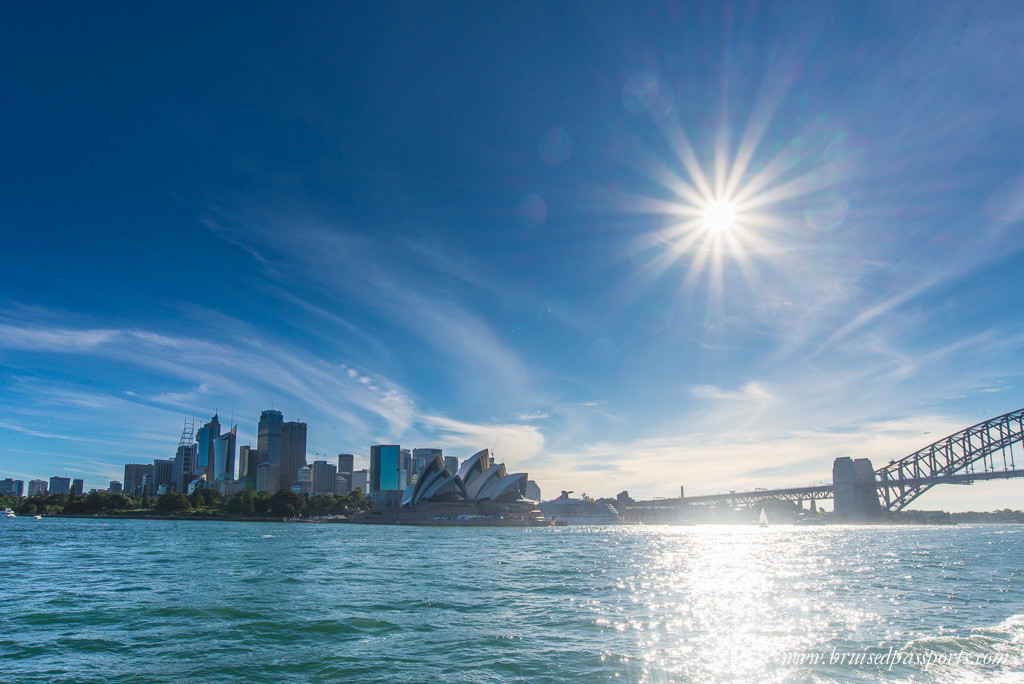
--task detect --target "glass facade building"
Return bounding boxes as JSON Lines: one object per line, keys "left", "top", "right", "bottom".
{"left": 369, "top": 445, "right": 403, "bottom": 492}
{"left": 213, "top": 426, "right": 237, "bottom": 480}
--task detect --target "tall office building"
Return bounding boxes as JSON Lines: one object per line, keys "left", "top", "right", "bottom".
{"left": 369, "top": 445, "right": 403, "bottom": 493}
{"left": 195, "top": 414, "right": 221, "bottom": 476}
{"left": 28, "top": 479, "right": 48, "bottom": 497}
{"left": 109, "top": 480, "right": 123, "bottom": 494}
{"left": 295, "top": 465, "right": 313, "bottom": 495}
{"left": 213, "top": 426, "right": 237, "bottom": 480}
{"left": 49, "top": 476, "right": 71, "bottom": 495}
{"left": 71, "top": 478, "right": 85, "bottom": 496}
{"left": 152, "top": 459, "right": 175, "bottom": 494}
{"left": 239, "top": 445, "right": 259, "bottom": 485}
{"left": 124, "top": 463, "right": 154, "bottom": 496}
{"left": 311, "top": 460, "right": 337, "bottom": 495}
{"left": 257, "top": 409, "right": 284, "bottom": 468}
{"left": 335, "top": 473, "right": 350, "bottom": 496}
{"left": 351, "top": 469, "right": 368, "bottom": 492}
{"left": 0, "top": 478, "right": 24, "bottom": 497}
{"left": 280, "top": 421, "right": 307, "bottom": 492}
{"left": 256, "top": 463, "right": 279, "bottom": 493}
{"left": 337, "top": 453, "right": 355, "bottom": 476}
{"left": 444, "top": 456, "right": 460, "bottom": 474}
{"left": 174, "top": 443, "right": 198, "bottom": 493}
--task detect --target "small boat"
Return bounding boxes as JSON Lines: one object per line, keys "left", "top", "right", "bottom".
{"left": 2, "top": 508, "right": 16, "bottom": 518}
{"left": 34, "top": 515, "right": 43, "bottom": 520}
{"left": 759, "top": 507, "right": 769, "bottom": 527}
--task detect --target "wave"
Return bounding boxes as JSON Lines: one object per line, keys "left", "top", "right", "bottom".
{"left": 902, "top": 612, "right": 1024, "bottom": 683}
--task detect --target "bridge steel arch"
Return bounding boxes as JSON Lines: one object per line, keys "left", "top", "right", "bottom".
{"left": 875, "top": 407, "right": 1024, "bottom": 512}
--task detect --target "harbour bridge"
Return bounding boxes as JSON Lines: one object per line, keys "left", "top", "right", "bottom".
{"left": 627, "top": 407, "right": 1024, "bottom": 522}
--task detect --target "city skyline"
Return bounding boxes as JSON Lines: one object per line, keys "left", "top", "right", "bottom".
{"left": 3, "top": 3, "right": 1024, "bottom": 510}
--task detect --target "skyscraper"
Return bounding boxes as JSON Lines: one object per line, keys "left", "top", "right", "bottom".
{"left": 256, "top": 463, "right": 279, "bottom": 493}
{"left": 71, "top": 478, "right": 85, "bottom": 496}
{"left": 213, "top": 426, "right": 237, "bottom": 480}
{"left": 195, "top": 413, "right": 221, "bottom": 476}
{"left": 280, "top": 421, "right": 307, "bottom": 492}
{"left": 369, "top": 445, "right": 402, "bottom": 492}
{"left": 28, "top": 479, "right": 48, "bottom": 497}
{"left": 311, "top": 460, "right": 337, "bottom": 495}
{"left": 0, "top": 478, "right": 24, "bottom": 497}
{"left": 152, "top": 459, "right": 175, "bottom": 494}
{"left": 337, "top": 453, "right": 355, "bottom": 476}
{"left": 257, "top": 409, "right": 283, "bottom": 468}
{"left": 174, "top": 443, "right": 198, "bottom": 493}
{"left": 49, "top": 476, "right": 71, "bottom": 495}
{"left": 239, "top": 445, "right": 259, "bottom": 485}
{"left": 123, "top": 464, "right": 153, "bottom": 496}
{"left": 295, "top": 465, "right": 313, "bottom": 495}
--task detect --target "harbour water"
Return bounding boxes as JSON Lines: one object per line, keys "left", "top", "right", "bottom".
{"left": 2, "top": 519, "right": 1022, "bottom": 683}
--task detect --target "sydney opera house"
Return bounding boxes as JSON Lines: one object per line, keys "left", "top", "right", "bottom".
{"left": 401, "top": 449, "right": 529, "bottom": 507}
{"left": 353, "top": 449, "right": 554, "bottom": 525}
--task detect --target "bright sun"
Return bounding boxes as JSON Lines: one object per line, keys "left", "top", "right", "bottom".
{"left": 703, "top": 199, "right": 737, "bottom": 233}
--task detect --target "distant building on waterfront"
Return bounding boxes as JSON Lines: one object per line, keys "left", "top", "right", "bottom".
{"left": 109, "top": 480, "right": 123, "bottom": 494}
{"left": 28, "top": 479, "right": 47, "bottom": 497}
{"left": 526, "top": 480, "right": 541, "bottom": 502}
{"left": 337, "top": 453, "right": 354, "bottom": 476}
{"left": 294, "top": 465, "right": 312, "bottom": 495}
{"left": 369, "top": 445, "right": 403, "bottom": 493}
{"left": 71, "top": 478, "right": 85, "bottom": 496}
{"left": 213, "top": 426, "right": 237, "bottom": 480}
{"left": 195, "top": 414, "right": 221, "bottom": 477}
{"left": 152, "top": 459, "right": 174, "bottom": 494}
{"left": 239, "top": 445, "right": 259, "bottom": 486}
{"left": 444, "top": 456, "right": 459, "bottom": 474}
{"left": 280, "top": 421, "right": 307, "bottom": 492}
{"left": 174, "top": 442, "right": 198, "bottom": 493}
{"left": 311, "top": 460, "right": 337, "bottom": 495}
{"left": 257, "top": 409, "right": 284, "bottom": 487}
{"left": 49, "top": 476, "right": 71, "bottom": 495}
{"left": 124, "top": 463, "right": 153, "bottom": 496}
{"left": 335, "top": 473, "right": 350, "bottom": 496}
{"left": 0, "top": 478, "right": 24, "bottom": 497}
{"left": 351, "top": 469, "right": 368, "bottom": 493}
{"left": 256, "top": 463, "right": 279, "bottom": 494}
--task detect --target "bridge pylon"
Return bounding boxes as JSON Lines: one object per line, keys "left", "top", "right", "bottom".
{"left": 833, "top": 457, "right": 884, "bottom": 521}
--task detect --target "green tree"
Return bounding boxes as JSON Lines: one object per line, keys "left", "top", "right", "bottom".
{"left": 270, "top": 489, "right": 301, "bottom": 517}
{"left": 156, "top": 492, "right": 191, "bottom": 513}
{"left": 240, "top": 489, "right": 255, "bottom": 516}
{"left": 253, "top": 490, "right": 271, "bottom": 514}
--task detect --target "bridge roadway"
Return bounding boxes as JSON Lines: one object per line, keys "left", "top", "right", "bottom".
{"left": 636, "top": 469, "right": 1024, "bottom": 510}
{"left": 626, "top": 407, "right": 1024, "bottom": 520}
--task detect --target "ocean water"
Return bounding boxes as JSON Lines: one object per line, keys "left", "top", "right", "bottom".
{"left": 1, "top": 519, "right": 1022, "bottom": 683}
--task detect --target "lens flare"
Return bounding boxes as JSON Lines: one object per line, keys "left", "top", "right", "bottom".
{"left": 703, "top": 200, "right": 737, "bottom": 233}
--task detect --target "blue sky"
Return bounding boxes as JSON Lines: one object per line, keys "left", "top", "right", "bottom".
{"left": 3, "top": 2, "right": 1024, "bottom": 510}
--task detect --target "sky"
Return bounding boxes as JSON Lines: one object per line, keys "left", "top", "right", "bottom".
{"left": 2, "top": 1, "right": 1024, "bottom": 510}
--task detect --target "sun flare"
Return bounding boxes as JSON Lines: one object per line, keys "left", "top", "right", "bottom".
{"left": 702, "top": 200, "right": 737, "bottom": 233}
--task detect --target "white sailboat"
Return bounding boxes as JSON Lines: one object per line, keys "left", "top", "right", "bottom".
{"left": 759, "top": 507, "right": 768, "bottom": 527}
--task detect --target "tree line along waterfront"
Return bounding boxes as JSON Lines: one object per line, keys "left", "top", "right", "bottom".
{"left": 0, "top": 486, "right": 372, "bottom": 520}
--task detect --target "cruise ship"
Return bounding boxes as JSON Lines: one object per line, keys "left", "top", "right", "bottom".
{"left": 537, "top": 492, "right": 621, "bottom": 524}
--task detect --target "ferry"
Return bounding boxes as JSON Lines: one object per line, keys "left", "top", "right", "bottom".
{"left": 537, "top": 491, "right": 621, "bottom": 525}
